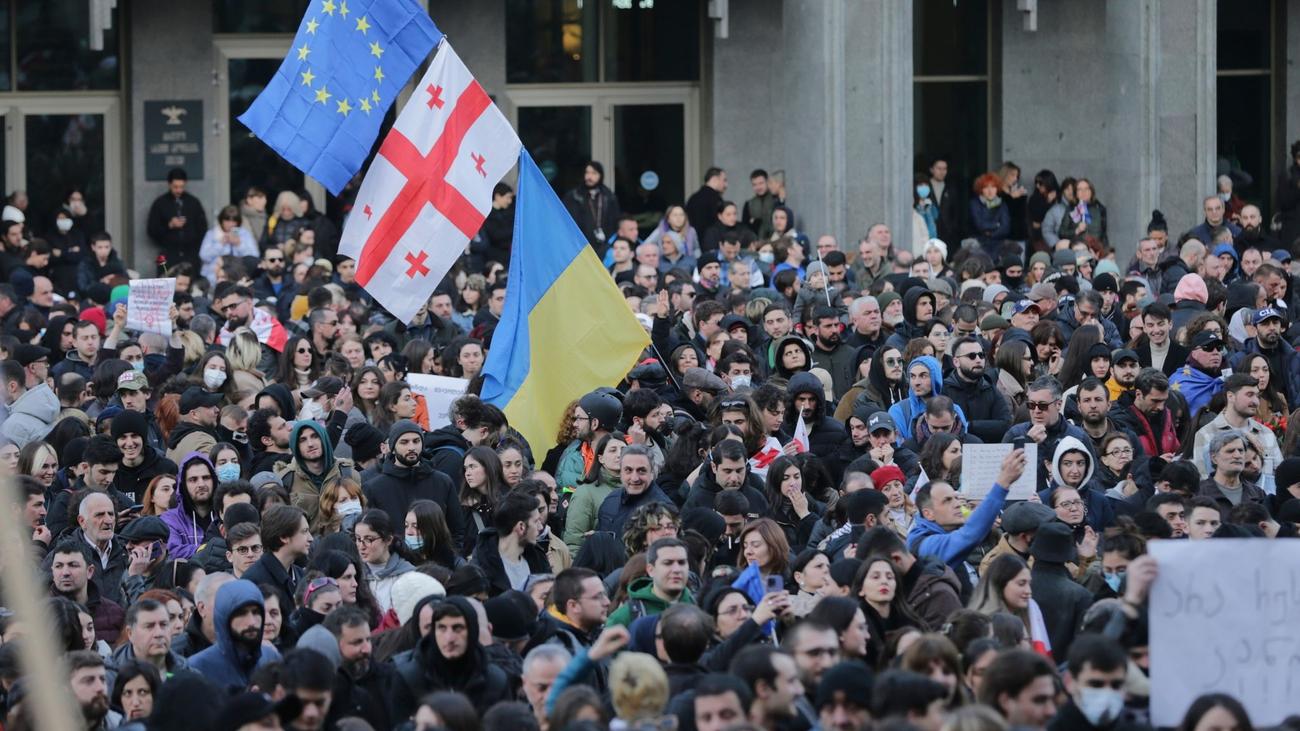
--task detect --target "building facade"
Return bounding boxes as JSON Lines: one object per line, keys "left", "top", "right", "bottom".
{"left": 14, "top": 0, "right": 1297, "bottom": 270}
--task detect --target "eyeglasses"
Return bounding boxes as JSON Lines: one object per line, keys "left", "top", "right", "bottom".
{"left": 1058, "top": 500, "right": 1085, "bottom": 509}
{"left": 354, "top": 534, "right": 383, "bottom": 546}
{"left": 718, "top": 603, "right": 754, "bottom": 617}
{"left": 231, "top": 544, "right": 263, "bottom": 556}
{"left": 883, "top": 358, "right": 903, "bottom": 366}
{"left": 1026, "top": 400, "right": 1058, "bottom": 411}
{"left": 1105, "top": 447, "right": 1134, "bottom": 457}
{"left": 1198, "top": 345, "right": 1222, "bottom": 353}
{"left": 957, "top": 352, "right": 985, "bottom": 361}
{"left": 720, "top": 399, "right": 748, "bottom": 409}
{"left": 265, "top": 257, "right": 284, "bottom": 263}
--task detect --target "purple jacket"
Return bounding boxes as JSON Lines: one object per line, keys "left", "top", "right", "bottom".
{"left": 161, "top": 452, "right": 217, "bottom": 560}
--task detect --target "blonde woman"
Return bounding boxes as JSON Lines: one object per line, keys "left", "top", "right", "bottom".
{"left": 175, "top": 330, "right": 206, "bottom": 370}
{"left": 226, "top": 328, "right": 267, "bottom": 394}
{"left": 264, "top": 190, "right": 305, "bottom": 247}
{"left": 314, "top": 477, "right": 365, "bottom": 535}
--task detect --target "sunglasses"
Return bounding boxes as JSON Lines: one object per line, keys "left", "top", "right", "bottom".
{"left": 1027, "top": 400, "right": 1058, "bottom": 411}
{"left": 883, "top": 358, "right": 903, "bottom": 366}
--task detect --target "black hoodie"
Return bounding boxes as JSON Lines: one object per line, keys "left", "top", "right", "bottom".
{"left": 783, "top": 372, "right": 847, "bottom": 463}
{"left": 388, "top": 596, "right": 510, "bottom": 722}
{"left": 254, "top": 383, "right": 296, "bottom": 420}
{"left": 884, "top": 286, "right": 936, "bottom": 350}
{"left": 112, "top": 447, "right": 177, "bottom": 504}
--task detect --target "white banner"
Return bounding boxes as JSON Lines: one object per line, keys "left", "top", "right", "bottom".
{"left": 1149, "top": 539, "right": 1300, "bottom": 726}
{"left": 126, "top": 278, "right": 176, "bottom": 336}
{"left": 958, "top": 443, "right": 1036, "bottom": 500}
{"left": 406, "top": 374, "right": 469, "bottom": 430}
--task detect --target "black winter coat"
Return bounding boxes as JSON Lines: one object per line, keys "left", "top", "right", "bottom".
{"left": 1030, "top": 562, "right": 1093, "bottom": 660}
{"left": 943, "top": 370, "right": 1013, "bottom": 445}
{"left": 361, "top": 455, "right": 466, "bottom": 547}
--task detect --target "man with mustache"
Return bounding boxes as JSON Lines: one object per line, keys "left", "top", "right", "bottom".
{"left": 188, "top": 578, "right": 282, "bottom": 693}
{"left": 68, "top": 650, "right": 118, "bottom": 730}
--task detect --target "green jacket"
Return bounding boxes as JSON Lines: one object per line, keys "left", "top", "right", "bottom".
{"left": 606, "top": 576, "right": 694, "bottom": 628}
{"left": 555, "top": 440, "right": 587, "bottom": 492}
{"left": 563, "top": 472, "right": 620, "bottom": 554}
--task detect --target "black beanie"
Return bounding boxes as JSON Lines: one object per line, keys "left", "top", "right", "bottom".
{"left": 110, "top": 410, "right": 149, "bottom": 440}
{"left": 345, "top": 423, "right": 385, "bottom": 463}
{"left": 386, "top": 419, "right": 424, "bottom": 452}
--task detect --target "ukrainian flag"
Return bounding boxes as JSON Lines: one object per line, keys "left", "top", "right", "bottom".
{"left": 481, "top": 151, "right": 650, "bottom": 453}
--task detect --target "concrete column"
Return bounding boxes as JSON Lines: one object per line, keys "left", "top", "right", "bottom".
{"left": 766, "top": 0, "right": 911, "bottom": 248}
{"left": 1286, "top": 0, "right": 1300, "bottom": 152}
{"left": 1000, "top": 0, "right": 1215, "bottom": 263}
{"left": 128, "top": 0, "right": 216, "bottom": 269}
{"left": 431, "top": 0, "right": 505, "bottom": 98}
{"left": 709, "top": 0, "right": 784, "bottom": 187}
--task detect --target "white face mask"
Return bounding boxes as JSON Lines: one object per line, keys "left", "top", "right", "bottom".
{"left": 203, "top": 368, "right": 227, "bottom": 390}
{"left": 730, "top": 374, "right": 752, "bottom": 390}
{"left": 56, "top": 218, "right": 73, "bottom": 233}
{"left": 299, "top": 400, "right": 324, "bottom": 421}
{"left": 1076, "top": 687, "right": 1125, "bottom": 727}
{"left": 336, "top": 499, "right": 362, "bottom": 516}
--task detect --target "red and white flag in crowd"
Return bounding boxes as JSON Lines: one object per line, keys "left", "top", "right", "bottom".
{"left": 792, "top": 414, "right": 810, "bottom": 454}
{"left": 338, "top": 41, "right": 520, "bottom": 323}
{"left": 219, "top": 307, "right": 288, "bottom": 352}
{"left": 748, "top": 435, "right": 784, "bottom": 478}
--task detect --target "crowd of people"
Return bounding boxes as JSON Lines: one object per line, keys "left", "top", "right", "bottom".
{"left": 0, "top": 155, "right": 1295, "bottom": 731}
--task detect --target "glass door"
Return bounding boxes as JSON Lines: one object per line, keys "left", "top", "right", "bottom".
{"left": 612, "top": 103, "right": 684, "bottom": 231}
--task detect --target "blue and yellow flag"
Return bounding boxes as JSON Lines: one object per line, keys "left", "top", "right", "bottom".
{"left": 238, "top": 0, "right": 441, "bottom": 195}
{"left": 482, "top": 151, "right": 650, "bottom": 453}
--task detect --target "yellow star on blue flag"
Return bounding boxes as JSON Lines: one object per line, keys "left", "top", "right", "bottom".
{"left": 237, "top": 0, "right": 442, "bottom": 195}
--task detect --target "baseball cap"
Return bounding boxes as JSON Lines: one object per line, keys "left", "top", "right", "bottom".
{"left": 1253, "top": 307, "right": 1285, "bottom": 326}
{"left": 867, "top": 411, "right": 896, "bottom": 434}
{"left": 12, "top": 344, "right": 49, "bottom": 367}
{"left": 1111, "top": 348, "right": 1139, "bottom": 365}
{"left": 302, "top": 376, "right": 346, "bottom": 399}
{"left": 1006, "top": 299, "right": 1040, "bottom": 317}
{"left": 1191, "top": 330, "right": 1225, "bottom": 349}
{"left": 180, "top": 386, "right": 224, "bottom": 414}
{"left": 116, "top": 370, "right": 149, "bottom": 392}
{"left": 682, "top": 367, "right": 728, "bottom": 395}
{"left": 1273, "top": 249, "right": 1293, "bottom": 263}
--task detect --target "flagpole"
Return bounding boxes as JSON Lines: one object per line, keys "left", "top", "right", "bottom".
{"left": 812, "top": 243, "right": 832, "bottom": 307}
{"left": 648, "top": 341, "right": 685, "bottom": 396}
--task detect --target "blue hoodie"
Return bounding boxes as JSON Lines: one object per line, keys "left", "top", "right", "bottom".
{"left": 187, "top": 579, "right": 281, "bottom": 692}
{"left": 887, "top": 355, "right": 968, "bottom": 442}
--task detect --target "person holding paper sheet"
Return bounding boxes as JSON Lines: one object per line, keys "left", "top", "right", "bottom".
{"left": 1004, "top": 376, "right": 1096, "bottom": 488}
{"left": 907, "top": 448, "right": 1027, "bottom": 594}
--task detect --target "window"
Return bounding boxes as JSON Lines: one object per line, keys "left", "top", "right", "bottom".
{"left": 1216, "top": 0, "right": 1277, "bottom": 217}
{"left": 215, "top": 0, "right": 310, "bottom": 35}
{"left": 15, "top": 0, "right": 119, "bottom": 91}
{"left": 507, "top": 0, "right": 700, "bottom": 84}
{"left": 912, "top": 0, "right": 995, "bottom": 191}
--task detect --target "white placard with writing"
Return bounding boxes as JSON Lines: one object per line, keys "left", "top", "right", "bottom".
{"left": 957, "top": 443, "right": 1036, "bottom": 500}
{"left": 406, "top": 374, "right": 469, "bottom": 430}
{"left": 126, "top": 278, "right": 176, "bottom": 336}
{"left": 1149, "top": 539, "right": 1300, "bottom": 726}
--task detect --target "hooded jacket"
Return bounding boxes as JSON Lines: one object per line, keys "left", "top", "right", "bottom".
{"left": 362, "top": 421, "right": 465, "bottom": 546}
{"left": 1005, "top": 411, "right": 1098, "bottom": 488}
{"left": 187, "top": 579, "right": 281, "bottom": 692}
{"left": 423, "top": 423, "right": 471, "bottom": 486}
{"left": 112, "top": 447, "right": 177, "bottom": 505}
{"left": 768, "top": 334, "right": 815, "bottom": 384}
{"left": 853, "top": 346, "right": 908, "bottom": 412}
{"left": 606, "top": 575, "right": 696, "bottom": 628}
{"left": 682, "top": 465, "right": 771, "bottom": 518}
{"left": 1039, "top": 436, "right": 1116, "bottom": 533}
{"left": 884, "top": 288, "right": 937, "bottom": 351}
{"left": 783, "top": 371, "right": 847, "bottom": 460}
{"left": 1055, "top": 300, "right": 1123, "bottom": 349}
{"left": 0, "top": 383, "right": 57, "bottom": 446}
{"left": 285, "top": 420, "right": 356, "bottom": 525}
{"left": 888, "top": 356, "right": 969, "bottom": 443}
{"left": 469, "top": 528, "right": 551, "bottom": 597}
{"left": 160, "top": 452, "right": 217, "bottom": 560}
{"left": 388, "top": 596, "right": 510, "bottom": 722}
{"left": 164, "top": 420, "right": 218, "bottom": 465}
{"left": 254, "top": 383, "right": 296, "bottom": 421}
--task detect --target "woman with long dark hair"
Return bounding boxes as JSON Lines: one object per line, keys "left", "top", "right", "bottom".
{"left": 854, "top": 554, "right": 928, "bottom": 667}
{"left": 918, "top": 433, "right": 963, "bottom": 486}
{"left": 763, "top": 456, "right": 822, "bottom": 551}
{"left": 275, "top": 335, "right": 321, "bottom": 390}
{"left": 458, "top": 446, "right": 509, "bottom": 555}
{"left": 352, "top": 509, "right": 415, "bottom": 614}
{"left": 310, "top": 547, "right": 382, "bottom": 626}
{"left": 404, "top": 499, "right": 461, "bottom": 569}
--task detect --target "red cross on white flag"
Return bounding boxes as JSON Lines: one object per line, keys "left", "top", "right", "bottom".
{"left": 338, "top": 41, "right": 521, "bottom": 323}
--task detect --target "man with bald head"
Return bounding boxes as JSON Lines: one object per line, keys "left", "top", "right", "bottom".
{"left": 1236, "top": 203, "right": 1280, "bottom": 254}
{"left": 74, "top": 490, "right": 130, "bottom": 606}
{"left": 1161, "top": 239, "right": 1204, "bottom": 294}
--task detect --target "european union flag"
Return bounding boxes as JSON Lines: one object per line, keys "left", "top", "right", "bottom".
{"left": 238, "top": 0, "right": 441, "bottom": 195}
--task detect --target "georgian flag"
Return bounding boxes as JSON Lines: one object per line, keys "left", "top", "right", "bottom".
{"left": 338, "top": 41, "right": 520, "bottom": 323}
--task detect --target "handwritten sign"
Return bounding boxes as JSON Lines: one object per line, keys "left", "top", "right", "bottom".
{"left": 406, "top": 374, "right": 469, "bottom": 430}
{"left": 1149, "top": 539, "right": 1300, "bottom": 726}
{"left": 126, "top": 278, "right": 176, "bottom": 336}
{"left": 957, "top": 443, "right": 1036, "bottom": 499}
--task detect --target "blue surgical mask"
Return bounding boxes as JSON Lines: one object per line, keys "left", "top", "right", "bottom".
{"left": 131, "top": 360, "right": 146, "bottom": 372}
{"left": 916, "top": 184, "right": 932, "bottom": 199}
{"left": 1103, "top": 572, "right": 1123, "bottom": 593}
{"left": 215, "top": 463, "right": 241, "bottom": 484}
{"left": 758, "top": 251, "right": 775, "bottom": 264}
{"left": 404, "top": 535, "right": 424, "bottom": 551}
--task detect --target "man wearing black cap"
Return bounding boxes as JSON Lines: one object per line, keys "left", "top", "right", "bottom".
{"left": 363, "top": 419, "right": 465, "bottom": 546}
{"left": 14, "top": 342, "right": 49, "bottom": 388}
{"left": 119, "top": 515, "right": 172, "bottom": 603}
{"left": 1168, "top": 330, "right": 1227, "bottom": 417}
{"left": 979, "top": 501, "right": 1056, "bottom": 575}
{"left": 110, "top": 410, "right": 176, "bottom": 505}
{"left": 166, "top": 386, "right": 222, "bottom": 463}
{"left": 669, "top": 366, "right": 726, "bottom": 423}
{"left": 1029, "top": 521, "right": 1094, "bottom": 659}
{"left": 1105, "top": 348, "right": 1141, "bottom": 401}
{"left": 554, "top": 390, "right": 623, "bottom": 491}
{"left": 815, "top": 661, "right": 873, "bottom": 731}
{"left": 115, "top": 370, "right": 166, "bottom": 452}
{"left": 1234, "top": 306, "right": 1300, "bottom": 409}
{"left": 342, "top": 421, "right": 385, "bottom": 471}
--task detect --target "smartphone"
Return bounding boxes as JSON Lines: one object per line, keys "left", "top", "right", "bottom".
{"left": 765, "top": 575, "right": 784, "bottom": 594}
{"left": 1013, "top": 437, "right": 1025, "bottom": 451}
